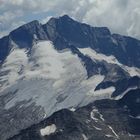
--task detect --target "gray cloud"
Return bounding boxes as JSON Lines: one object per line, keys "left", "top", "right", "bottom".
{"left": 0, "top": 0, "right": 140, "bottom": 39}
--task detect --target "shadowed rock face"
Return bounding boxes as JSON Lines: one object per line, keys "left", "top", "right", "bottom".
{"left": 0, "top": 15, "right": 140, "bottom": 140}
{"left": 0, "top": 36, "right": 11, "bottom": 63}
{"left": 43, "top": 15, "right": 140, "bottom": 67}
{"left": 10, "top": 20, "right": 48, "bottom": 48}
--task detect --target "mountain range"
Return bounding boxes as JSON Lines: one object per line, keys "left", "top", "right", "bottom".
{"left": 0, "top": 15, "right": 140, "bottom": 140}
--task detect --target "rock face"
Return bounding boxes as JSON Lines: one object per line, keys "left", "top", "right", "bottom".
{"left": 43, "top": 15, "right": 140, "bottom": 67}
{"left": 0, "top": 15, "right": 140, "bottom": 140}
{"left": 1, "top": 15, "right": 140, "bottom": 66}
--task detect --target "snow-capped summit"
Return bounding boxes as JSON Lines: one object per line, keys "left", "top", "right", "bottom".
{"left": 0, "top": 15, "right": 140, "bottom": 140}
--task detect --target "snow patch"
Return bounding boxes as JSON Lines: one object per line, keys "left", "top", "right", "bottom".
{"left": 99, "top": 113, "right": 105, "bottom": 122}
{"left": 82, "top": 134, "right": 88, "bottom": 140}
{"left": 136, "top": 115, "right": 140, "bottom": 119}
{"left": 90, "top": 107, "right": 105, "bottom": 122}
{"left": 87, "top": 86, "right": 115, "bottom": 99}
{"left": 105, "top": 134, "right": 114, "bottom": 138}
{"left": 69, "top": 107, "right": 76, "bottom": 112}
{"left": 40, "top": 124, "right": 56, "bottom": 136}
{"left": 129, "top": 115, "right": 140, "bottom": 119}
{"left": 108, "top": 125, "right": 119, "bottom": 139}
{"left": 123, "top": 66, "right": 140, "bottom": 77}
{"left": 79, "top": 48, "right": 140, "bottom": 77}
{"left": 115, "top": 87, "right": 138, "bottom": 100}
{"left": 81, "top": 75, "right": 115, "bottom": 101}
{"left": 90, "top": 112, "right": 98, "bottom": 122}
{"left": 79, "top": 48, "right": 120, "bottom": 64}
{"left": 93, "top": 126, "right": 102, "bottom": 131}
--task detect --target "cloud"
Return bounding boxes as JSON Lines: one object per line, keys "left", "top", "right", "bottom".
{"left": 82, "top": 0, "right": 140, "bottom": 39}
{"left": 0, "top": 0, "right": 140, "bottom": 39}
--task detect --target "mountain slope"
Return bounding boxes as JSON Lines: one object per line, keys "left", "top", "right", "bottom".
{"left": 8, "top": 89, "right": 140, "bottom": 140}
{"left": 0, "top": 15, "right": 140, "bottom": 140}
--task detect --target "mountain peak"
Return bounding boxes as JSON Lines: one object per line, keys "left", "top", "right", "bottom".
{"left": 43, "top": 14, "right": 111, "bottom": 49}
{"left": 49, "top": 14, "right": 74, "bottom": 21}
{"left": 0, "top": 15, "right": 140, "bottom": 140}
{"left": 0, "top": 15, "right": 140, "bottom": 67}
{"left": 10, "top": 20, "right": 40, "bottom": 35}
{"left": 9, "top": 20, "right": 48, "bottom": 48}
{"left": 60, "top": 14, "right": 74, "bottom": 21}
{"left": 46, "top": 14, "right": 75, "bottom": 27}
{"left": 61, "top": 14, "right": 71, "bottom": 18}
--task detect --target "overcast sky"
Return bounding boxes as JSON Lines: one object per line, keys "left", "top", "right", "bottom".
{"left": 0, "top": 0, "right": 140, "bottom": 39}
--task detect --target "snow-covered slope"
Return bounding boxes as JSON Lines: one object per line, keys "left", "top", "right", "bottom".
{"left": 0, "top": 41, "right": 117, "bottom": 140}
{"left": 2, "top": 41, "right": 116, "bottom": 113}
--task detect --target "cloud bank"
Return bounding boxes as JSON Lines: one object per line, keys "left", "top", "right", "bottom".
{"left": 0, "top": 0, "right": 140, "bottom": 39}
